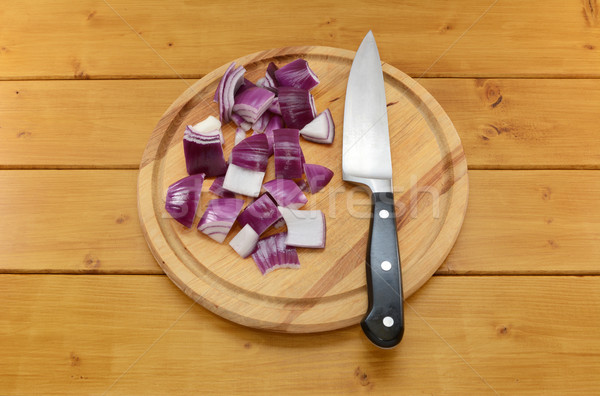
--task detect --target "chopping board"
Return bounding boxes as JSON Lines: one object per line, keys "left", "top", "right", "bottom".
{"left": 137, "top": 46, "right": 468, "bottom": 333}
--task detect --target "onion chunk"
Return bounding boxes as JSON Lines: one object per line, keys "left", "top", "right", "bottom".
{"left": 278, "top": 207, "right": 326, "bottom": 248}
{"left": 197, "top": 198, "right": 245, "bottom": 243}
{"left": 236, "top": 194, "right": 282, "bottom": 235}
{"left": 165, "top": 173, "right": 205, "bottom": 228}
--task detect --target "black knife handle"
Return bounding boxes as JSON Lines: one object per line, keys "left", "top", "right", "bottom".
{"left": 361, "top": 191, "right": 404, "bottom": 348}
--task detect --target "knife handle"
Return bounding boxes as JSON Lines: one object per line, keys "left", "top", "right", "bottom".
{"left": 361, "top": 191, "right": 404, "bottom": 348}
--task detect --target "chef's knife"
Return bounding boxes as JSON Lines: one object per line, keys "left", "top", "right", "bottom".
{"left": 343, "top": 31, "right": 404, "bottom": 348}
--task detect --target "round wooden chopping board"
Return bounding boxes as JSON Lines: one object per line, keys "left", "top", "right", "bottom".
{"left": 137, "top": 46, "right": 468, "bottom": 333}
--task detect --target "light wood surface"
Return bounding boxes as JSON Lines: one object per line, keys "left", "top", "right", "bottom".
{"left": 1, "top": 0, "right": 599, "bottom": 79}
{"left": 0, "top": 275, "right": 598, "bottom": 395}
{"left": 138, "top": 46, "right": 468, "bottom": 332}
{"left": 3, "top": 79, "right": 600, "bottom": 169}
{"left": 2, "top": 170, "right": 598, "bottom": 275}
{"left": 2, "top": 0, "right": 599, "bottom": 393}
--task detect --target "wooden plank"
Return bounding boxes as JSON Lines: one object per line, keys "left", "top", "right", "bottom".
{"left": 0, "top": 80, "right": 187, "bottom": 168}
{"left": 1, "top": 170, "right": 598, "bottom": 275}
{"left": 0, "top": 170, "right": 159, "bottom": 274}
{"left": 2, "top": 79, "right": 600, "bottom": 168}
{"left": 0, "top": 275, "right": 598, "bottom": 394}
{"left": 0, "top": 1, "right": 599, "bottom": 79}
{"left": 440, "top": 170, "right": 600, "bottom": 274}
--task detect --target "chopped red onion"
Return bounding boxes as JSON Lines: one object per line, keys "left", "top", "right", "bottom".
{"left": 278, "top": 87, "right": 317, "bottom": 129}
{"left": 304, "top": 163, "right": 334, "bottom": 193}
{"left": 268, "top": 97, "right": 281, "bottom": 115}
{"left": 265, "top": 62, "right": 279, "bottom": 89}
{"left": 197, "top": 198, "right": 245, "bottom": 243}
{"left": 252, "top": 232, "right": 300, "bottom": 275}
{"left": 231, "top": 112, "right": 252, "bottom": 132}
{"left": 277, "top": 207, "right": 326, "bottom": 248}
{"left": 264, "top": 115, "right": 283, "bottom": 156}
{"left": 262, "top": 179, "right": 307, "bottom": 209}
{"left": 236, "top": 78, "right": 256, "bottom": 96}
{"left": 165, "top": 173, "right": 205, "bottom": 228}
{"left": 234, "top": 127, "right": 247, "bottom": 146}
{"left": 229, "top": 224, "right": 259, "bottom": 258}
{"left": 215, "top": 63, "right": 246, "bottom": 123}
{"left": 236, "top": 194, "right": 282, "bottom": 235}
{"left": 231, "top": 133, "right": 270, "bottom": 172}
{"left": 233, "top": 87, "right": 275, "bottom": 124}
{"left": 252, "top": 111, "right": 272, "bottom": 133}
{"left": 275, "top": 59, "right": 319, "bottom": 91}
{"left": 190, "top": 116, "right": 224, "bottom": 144}
{"left": 299, "top": 109, "right": 335, "bottom": 144}
{"left": 183, "top": 126, "right": 228, "bottom": 177}
{"left": 209, "top": 176, "right": 236, "bottom": 198}
{"left": 273, "top": 128, "right": 303, "bottom": 179}
{"left": 222, "top": 163, "right": 265, "bottom": 197}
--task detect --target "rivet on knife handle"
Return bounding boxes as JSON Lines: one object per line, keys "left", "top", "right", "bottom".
{"left": 361, "top": 191, "right": 404, "bottom": 348}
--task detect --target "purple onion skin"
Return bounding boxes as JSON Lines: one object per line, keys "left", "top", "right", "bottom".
{"left": 303, "top": 163, "right": 334, "bottom": 193}
{"left": 278, "top": 87, "right": 316, "bottom": 129}
{"left": 183, "top": 128, "right": 228, "bottom": 177}
{"left": 233, "top": 87, "right": 276, "bottom": 124}
{"left": 262, "top": 179, "right": 307, "bottom": 209}
{"left": 264, "top": 115, "right": 284, "bottom": 156}
{"left": 236, "top": 194, "right": 282, "bottom": 235}
{"left": 231, "top": 133, "right": 270, "bottom": 172}
{"left": 275, "top": 59, "right": 319, "bottom": 91}
{"left": 236, "top": 78, "right": 256, "bottom": 96}
{"left": 273, "top": 128, "right": 303, "bottom": 179}
{"left": 266, "top": 62, "right": 279, "bottom": 87}
{"left": 209, "top": 176, "right": 236, "bottom": 198}
{"left": 198, "top": 198, "right": 245, "bottom": 228}
{"left": 251, "top": 232, "right": 299, "bottom": 275}
{"left": 165, "top": 173, "right": 205, "bottom": 228}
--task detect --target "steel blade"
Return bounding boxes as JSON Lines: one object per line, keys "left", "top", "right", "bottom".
{"left": 342, "top": 31, "right": 392, "bottom": 192}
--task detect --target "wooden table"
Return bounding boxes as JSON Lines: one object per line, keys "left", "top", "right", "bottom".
{"left": 1, "top": 1, "right": 599, "bottom": 394}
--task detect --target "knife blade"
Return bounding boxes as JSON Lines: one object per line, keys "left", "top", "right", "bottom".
{"left": 343, "top": 31, "right": 404, "bottom": 348}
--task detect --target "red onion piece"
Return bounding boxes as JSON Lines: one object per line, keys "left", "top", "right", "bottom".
{"left": 231, "top": 133, "right": 270, "bottom": 172}
{"left": 233, "top": 87, "right": 275, "bottom": 124}
{"left": 222, "top": 163, "right": 265, "bottom": 197}
{"left": 234, "top": 127, "right": 247, "bottom": 146}
{"left": 295, "top": 178, "right": 310, "bottom": 193}
{"left": 165, "top": 173, "right": 205, "bottom": 228}
{"left": 215, "top": 63, "right": 246, "bottom": 123}
{"left": 278, "top": 207, "right": 326, "bottom": 248}
{"left": 229, "top": 224, "right": 259, "bottom": 258}
{"left": 190, "top": 116, "right": 224, "bottom": 144}
{"left": 252, "top": 111, "right": 272, "bottom": 133}
{"left": 268, "top": 97, "right": 281, "bottom": 115}
{"left": 275, "top": 59, "right": 319, "bottom": 91}
{"left": 197, "top": 198, "right": 245, "bottom": 243}
{"left": 278, "top": 87, "right": 317, "bottom": 129}
{"left": 262, "top": 179, "right": 307, "bottom": 209}
{"left": 209, "top": 176, "right": 235, "bottom": 198}
{"left": 183, "top": 126, "right": 228, "bottom": 177}
{"left": 265, "top": 62, "right": 279, "bottom": 89}
{"left": 303, "top": 163, "right": 334, "bottom": 194}
{"left": 251, "top": 232, "right": 300, "bottom": 275}
{"left": 299, "top": 109, "right": 335, "bottom": 144}
{"left": 264, "top": 115, "right": 283, "bottom": 156}
{"left": 273, "top": 128, "right": 303, "bottom": 179}
{"left": 236, "top": 194, "right": 282, "bottom": 235}
{"left": 236, "top": 78, "right": 256, "bottom": 96}
{"left": 231, "top": 112, "right": 252, "bottom": 132}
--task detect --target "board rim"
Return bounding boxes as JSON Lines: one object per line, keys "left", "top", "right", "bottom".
{"left": 137, "top": 45, "right": 469, "bottom": 333}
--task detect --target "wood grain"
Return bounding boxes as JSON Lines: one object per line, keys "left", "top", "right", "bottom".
{"left": 1, "top": 1, "right": 599, "bottom": 79}
{"left": 2, "top": 79, "right": 600, "bottom": 169}
{"left": 138, "top": 46, "right": 468, "bottom": 332}
{"left": 0, "top": 274, "right": 598, "bottom": 395}
{"left": 1, "top": 170, "right": 598, "bottom": 275}
{"left": 0, "top": 170, "right": 156, "bottom": 274}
